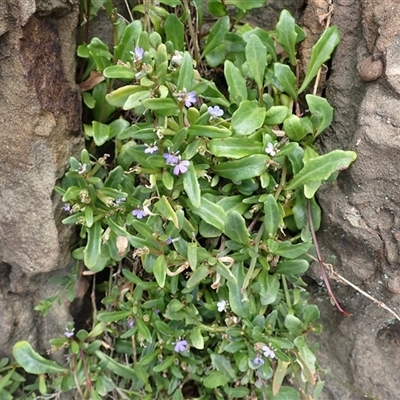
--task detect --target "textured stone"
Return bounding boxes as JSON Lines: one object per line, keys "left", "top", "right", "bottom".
{"left": 0, "top": 0, "right": 82, "bottom": 356}
{"left": 310, "top": 0, "right": 400, "bottom": 398}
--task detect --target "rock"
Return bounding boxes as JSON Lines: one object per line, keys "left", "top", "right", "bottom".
{"left": 312, "top": 0, "right": 400, "bottom": 398}
{"left": 0, "top": 0, "right": 82, "bottom": 356}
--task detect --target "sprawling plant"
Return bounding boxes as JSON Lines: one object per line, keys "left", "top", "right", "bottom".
{"left": 5, "top": 1, "right": 356, "bottom": 399}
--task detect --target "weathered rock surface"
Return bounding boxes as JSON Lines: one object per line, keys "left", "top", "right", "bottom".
{"left": 309, "top": 0, "right": 400, "bottom": 399}
{"left": 0, "top": 0, "right": 82, "bottom": 356}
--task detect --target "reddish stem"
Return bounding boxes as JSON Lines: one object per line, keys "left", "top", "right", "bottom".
{"left": 307, "top": 199, "right": 351, "bottom": 317}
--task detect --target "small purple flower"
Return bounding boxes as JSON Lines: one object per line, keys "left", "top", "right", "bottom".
{"left": 174, "top": 340, "right": 188, "bottom": 353}
{"left": 165, "top": 237, "right": 173, "bottom": 245}
{"left": 61, "top": 203, "right": 71, "bottom": 213}
{"left": 175, "top": 89, "right": 197, "bottom": 108}
{"left": 132, "top": 207, "right": 148, "bottom": 219}
{"left": 64, "top": 328, "right": 75, "bottom": 339}
{"left": 184, "top": 91, "right": 197, "bottom": 107}
{"left": 144, "top": 142, "right": 158, "bottom": 154}
{"left": 262, "top": 345, "right": 275, "bottom": 359}
{"left": 163, "top": 148, "right": 180, "bottom": 166}
{"left": 132, "top": 46, "right": 144, "bottom": 62}
{"left": 208, "top": 105, "right": 224, "bottom": 119}
{"left": 173, "top": 158, "right": 190, "bottom": 175}
{"left": 253, "top": 356, "right": 265, "bottom": 366}
{"left": 127, "top": 319, "right": 135, "bottom": 329}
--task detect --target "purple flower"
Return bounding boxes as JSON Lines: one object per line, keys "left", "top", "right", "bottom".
{"left": 173, "top": 158, "right": 190, "bottom": 175}
{"left": 208, "top": 105, "right": 224, "bottom": 118}
{"left": 132, "top": 46, "right": 144, "bottom": 62}
{"left": 163, "top": 149, "right": 180, "bottom": 165}
{"left": 184, "top": 91, "right": 197, "bottom": 107}
{"left": 144, "top": 142, "right": 158, "bottom": 154}
{"left": 127, "top": 319, "right": 135, "bottom": 329}
{"left": 262, "top": 345, "right": 275, "bottom": 359}
{"left": 61, "top": 203, "right": 71, "bottom": 213}
{"left": 165, "top": 237, "right": 173, "bottom": 245}
{"left": 253, "top": 356, "right": 264, "bottom": 366}
{"left": 174, "top": 340, "right": 188, "bottom": 353}
{"left": 132, "top": 207, "right": 148, "bottom": 219}
{"left": 175, "top": 89, "right": 197, "bottom": 108}
{"left": 64, "top": 328, "right": 75, "bottom": 339}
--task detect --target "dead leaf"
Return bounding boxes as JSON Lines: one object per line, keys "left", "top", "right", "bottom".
{"left": 79, "top": 71, "right": 105, "bottom": 92}
{"left": 116, "top": 235, "right": 129, "bottom": 256}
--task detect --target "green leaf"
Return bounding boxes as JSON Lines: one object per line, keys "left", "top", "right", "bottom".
{"left": 123, "top": 90, "right": 151, "bottom": 110}
{"left": 274, "top": 241, "right": 311, "bottom": 259}
{"left": 264, "top": 106, "right": 289, "bottom": 125}
{"left": 245, "top": 35, "right": 267, "bottom": 90}
{"left": 142, "top": 98, "right": 179, "bottom": 112}
{"left": 183, "top": 162, "right": 201, "bottom": 208}
{"left": 203, "top": 371, "right": 230, "bottom": 388}
{"left": 223, "top": 211, "right": 249, "bottom": 244}
{"left": 185, "top": 265, "right": 210, "bottom": 290}
{"left": 224, "top": 60, "right": 247, "bottom": 104}
{"left": 231, "top": 100, "right": 266, "bottom": 136}
{"left": 298, "top": 26, "right": 341, "bottom": 93}
{"left": 263, "top": 194, "right": 280, "bottom": 239}
{"left": 156, "top": 196, "right": 179, "bottom": 228}
{"left": 274, "top": 63, "right": 297, "bottom": 100}
{"left": 106, "top": 85, "right": 145, "bottom": 107}
{"left": 210, "top": 354, "right": 236, "bottom": 379}
{"left": 165, "top": 13, "right": 184, "bottom": 51}
{"left": 190, "top": 326, "right": 204, "bottom": 349}
{"left": 153, "top": 255, "right": 167, "bottom": 288}
{"left": 114, "top": 20, "right": 143, "bottom": 62}
{"left": 276, "top": 10, "right": 297, "bottom": 66}
{"left": 283, "top": 114, "right": 307, "bottom": 141}
{"left": 272, "top": 359, "right": 290, "bottom": 396}
{"left": 84, "top": 206, "right": 93, "bottom": 228}
{"left": 225, "top": 0, "right": 266, "bottom": 11}
{"left": 136, "top": 319, "right": 152, "bottom": 343}
{"left": 177, "top": 52, "right": 194, "bottom": 91}
{"left": 276, "top": 259, "right": 309, "bottom": 275}
{"left": 13, "top": 342, "right": 68, "bottom": 374}
{"left": 97, "top": 310, "right": 131, "bottom": 323}
{"left": 103, "top": 65, "right": 135, "bottom": 80}
{"left": 83, "top": 222, "right": 102, "bottom": 271}
{"left": 202, "top": 16, "right": 229, "bottom": 57}
{"left": 227, "top": 263, "right": 249, "bottom": 318}
{"left": 153, "top": 355, "right": 175, "bottom": 372}
{"left": 188, "top": 125, "right": 232, "bottom": 138}
{"left": 212, "top": 154, "right": 269, "bottom": 181}
{"left": 285, "top": 150, "right": 357, "bottom": 193}
{"left": 215, "top": 261, "right": 237, "bottom": 285}
{"left": 209, "top": 137, "right": 263, "bottom": 159}
{"left": 95, "top": 351, "right": 139, "bottom": 380}
{"left": 284, "top": 314, "right": 303, "bottom": 336}
{"left": 306, "top": 94, "right": 333, "bottom": 137}
{"left": 191, "top": 197, "right": 226, "bottom": 230}
{"left": 92, "top": 121, "right": 111, "bottom": 146}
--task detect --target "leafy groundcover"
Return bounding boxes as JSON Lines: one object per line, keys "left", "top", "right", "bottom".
{"left": 4, "top": 1, "right": 356, "bottom": 399}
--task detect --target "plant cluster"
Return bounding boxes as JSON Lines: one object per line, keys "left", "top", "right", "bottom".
{"left": 3, "top": 1, "right": 356, "bottom": 399}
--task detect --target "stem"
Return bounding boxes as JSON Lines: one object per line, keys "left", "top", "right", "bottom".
{"left": 274, "top": 160, "right": 287, "bottom": 200}
{"left": 241, "top": 223, "right": 264, "bottom": 301}
{"left": 281, "top": 275, "right": 292, "bottom": 310}
{"left": 182, "top": 0, "right": 201, "bottom": 63}
{"left": 307, "top": 199, "right": 350, "bottom": 316}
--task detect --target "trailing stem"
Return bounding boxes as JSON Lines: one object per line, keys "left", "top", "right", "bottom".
{"left": 307, "top": 199, "right": 351, "bottom": 316}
